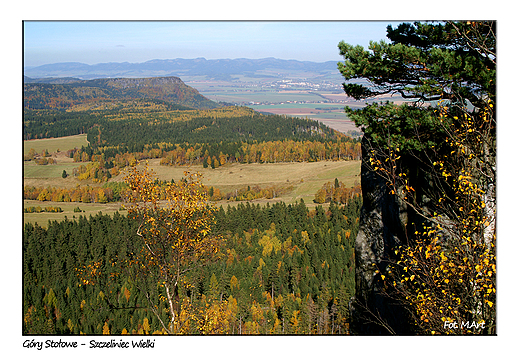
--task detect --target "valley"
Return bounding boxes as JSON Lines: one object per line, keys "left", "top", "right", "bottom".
{"left": 22, "top": 66, "right": 363, "bottom": 336}
{"left": 23, "top": 74, "right": 363, "bottom": 227}
{"left": 25, "top": 58, "right": 371, "bottom": 135}
{"left": 184, "top": 77, "right": 362, "bottom": 135}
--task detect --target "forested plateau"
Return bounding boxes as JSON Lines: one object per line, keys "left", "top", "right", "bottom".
{"left": 23, "top": 76, "right": 219, "bottom": 111}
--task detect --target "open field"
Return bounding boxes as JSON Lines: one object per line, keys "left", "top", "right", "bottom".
{"left": 22, "top": 133, "right": 121, "bottom": 225}
{"left": 250, "top": 105, "right": 346, "bottom": 119}
{"left": 246, "top": 103, "right": 360, "bottom": 133}
{"left": 200, "top": 89, "right": 327, "bottom": 105}
{"left": 23, "top": 199, "right": 126, "bottom": 226}
{"left": 250, "top": 102, "right": 345, "bottom": 112}
{"left": 23, "top": 134, "right": 89, "bottom": 155}
{"left": 314, "top": 118, "right": 359, "bottom": 134}
{"left": 137, "top": 158, "right": 361, "bottom": 205}
{"left": 23, "top": 134, "right": 94, "bottom": 187}
{"left": 24, "top": 156, "right": 361, "bottom": 225}
{"left": 24, "top": 161, "right": 84, "bottom": 179}
{"left": 24, "top": 153, "right": 91, "bottom": 190}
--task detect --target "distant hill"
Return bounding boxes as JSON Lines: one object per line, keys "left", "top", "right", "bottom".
{"left": 23, "top": 76, "right": 219, "bottom": 110}
{"left": 23, "top": 76, "right": 82, "bottom": 84}
{"left": 23, "top": 57, "right": 340, "bottom": 80}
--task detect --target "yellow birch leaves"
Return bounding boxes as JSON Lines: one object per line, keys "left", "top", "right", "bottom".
{"left": 123, "top": 163, "right": 222, "bottom": 334}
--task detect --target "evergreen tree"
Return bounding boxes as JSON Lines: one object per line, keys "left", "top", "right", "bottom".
{"left": 338, "top": 21, "right": 496, "bottom": 334}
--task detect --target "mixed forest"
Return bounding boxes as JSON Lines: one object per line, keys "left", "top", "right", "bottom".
{"left": 23, "top": 20, "right": 496, "bottom": 336}
{"left": 23, "top": 199, "right": 361, "bottom": 334}
{"left": 23, "top": 73, "right": 362, "bottom": 334}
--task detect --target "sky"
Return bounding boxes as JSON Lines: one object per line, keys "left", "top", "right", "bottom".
{"left": 23, "top": 21, "right": 401, "bottom": 67}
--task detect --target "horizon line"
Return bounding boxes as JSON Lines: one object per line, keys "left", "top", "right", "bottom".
{"left": 24, "top": 56, "right": 342, "bottom": 69}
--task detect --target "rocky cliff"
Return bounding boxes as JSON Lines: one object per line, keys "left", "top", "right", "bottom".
{"left": 351, "top": 135, "right": 435, "bottom": 334}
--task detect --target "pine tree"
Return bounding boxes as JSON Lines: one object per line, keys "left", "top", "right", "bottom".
{"left": 339, "top": 21, "right": 496, "bottom": 334}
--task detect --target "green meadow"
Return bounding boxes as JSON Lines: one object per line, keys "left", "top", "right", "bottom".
{"left": 23, "top": 135, "right": 361, "bottom": 225}
{"left": 23, "top": 134, "right": 89, "bottom": 155}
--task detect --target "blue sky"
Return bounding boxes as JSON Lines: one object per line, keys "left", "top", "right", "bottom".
{"left": 24, "top": 21, "right": 401, "bottom": 67}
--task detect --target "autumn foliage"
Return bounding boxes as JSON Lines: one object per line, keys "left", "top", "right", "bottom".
{"left": 24, "top": 185, "right": 118, "bottom": 203}
{"left": 314, "top": 179, "right": 361, "bottom": 204}
{"left": 337, "top": 21, "right": 496, "bottom": 334}
{"left": 122, "top": 164, "right": 222, "bottom": 334}
{"left": 370, "top": 102, "right": 496, "bottom": 334}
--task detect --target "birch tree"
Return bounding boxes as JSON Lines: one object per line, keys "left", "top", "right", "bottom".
{"left": 123, "top": 164, "right": 222, "bottom": 334}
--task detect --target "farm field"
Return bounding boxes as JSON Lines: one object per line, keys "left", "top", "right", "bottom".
{"left": 23, "top": 133, "right": 88, "bottom": 155}
{"left": 23, "top": 199, "right": 126, "bottom": 226}
{"left": 24, "top": 161, "right": 84, "bottom": 179}
{"left": 23, "top": 133, "right": 361, "bottom": 225}
{"left": 24, "top": 153, "right": 90, "bottom": 190}
{"left": 23, "top": 159, "right": 361, "bottom": 225}
{"left": 144, "top": 158, "right": 361, "bottom": 204}
{"left": 196, "top": 88, "right": 328, "bottom": 105}
{"left": 250, "top": 102, "right": 345, "bottom": 112}
{"left": 247, "top": 103, "right": 360, "bottom": 134}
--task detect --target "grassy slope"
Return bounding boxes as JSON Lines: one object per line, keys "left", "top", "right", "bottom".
{"left": 145, "top": 158, "right": 361, "bottom": 204}
{"left": 23, "top": 134, "right": 88, "bottom": 155}
{"left": 23, "top": 135, "right": 361, "bottom": 225}
{"left": 24, "top": 134, "right": 91, "bottom": 187}
{"left": 24, "top": 162, "right": 85, "bottom": 179}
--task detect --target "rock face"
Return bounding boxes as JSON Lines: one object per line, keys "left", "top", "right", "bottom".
{"left": 351, "top": 136, "right": 426, "bottom": 334}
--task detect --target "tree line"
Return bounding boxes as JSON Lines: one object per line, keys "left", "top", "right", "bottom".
{"left": 314, "top": 179, "right": 362, "bottom": 204}
{"left": 60, "top": 138, "right": 361, "bottom": 184}
{"left": 24, "top": 206, "right": 63, "bottom": 213}
{"left": 24, "top": 173, "right": 359, "bottom": 208}
{"left": 24, "top": 184, "right": 125, "bottom": 204}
